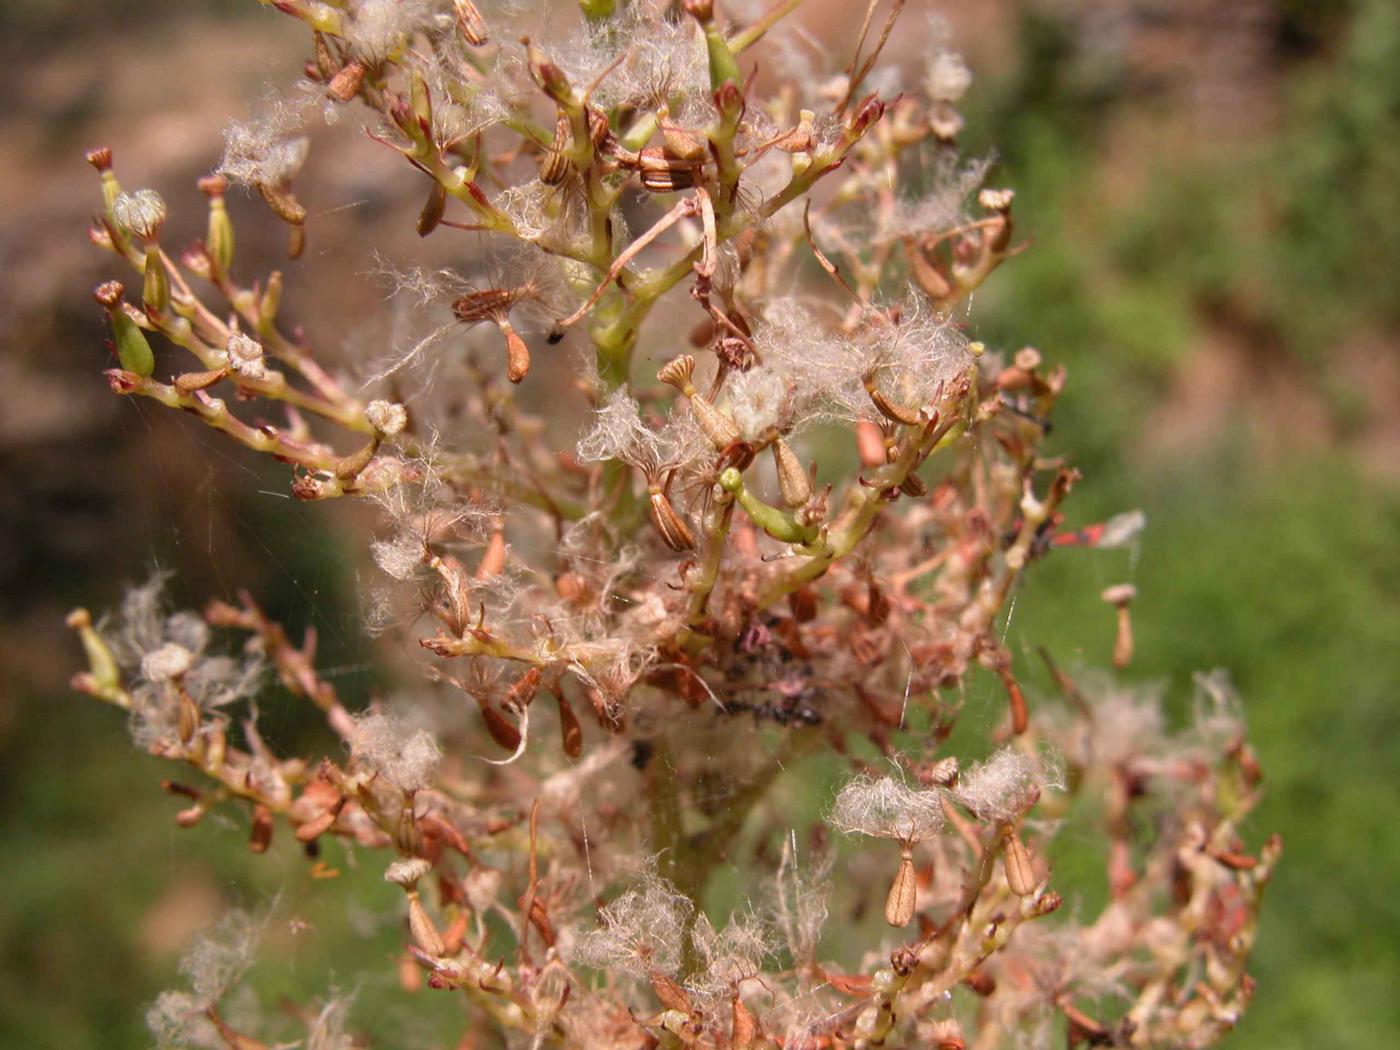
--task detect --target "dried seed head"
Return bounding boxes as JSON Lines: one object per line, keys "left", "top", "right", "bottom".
{"left": 884, "top": 847, "right": 918, "bottom": 927}
{"left": 86, "top": 146, "right": 113, "bottom": 171}
{"left": 657, "top": 355, "right": 697, "bottom": 393}
{"left": 1102, "top": 583, "right": 1137, "bottom": 607}
{"left": 978, "top": 187, "right": 1014, "bottom": 213}
{"left": 225, "top": 332, "right": 266, "bottom": 381}
{"left": 112, "top": 189, "right": 167, "bottom": 241}
{"left": 366, "top": 399, "right": 408, "bottom": 436}
{"left": 385, "top": 857, "right": 433, "bottom": 888}
{"left": 94, "top": 280, "right": 124, "bottom": 308}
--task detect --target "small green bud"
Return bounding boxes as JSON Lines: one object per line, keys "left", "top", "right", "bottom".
{"left": 65, "top": 608, "right": 121, "bottom": 694}
{"left": 258, "top": 271, "right": 284, "bottom": 330}
{"left": 95, "top": 281, "right": 154, "bottom": 377}
{"left": 577, "top": 0, "right": 615, "bottom": 19}
{"left": 200, "top": 175, "right": 235, "bottom": 276}
{"left": 142, "top": 246, "right": 169, "bottom": 313}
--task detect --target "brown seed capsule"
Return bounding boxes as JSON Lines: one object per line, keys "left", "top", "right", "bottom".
{"left": 452, "top": 288, "right": 515, "bottom": 325}
{"left": 175, "top": 368, "right": 228, "bottom": 394}
{"left": 476, "top": 527, "right": 507, "bottom": 578}
{"left": 327, "top": 59, "right": 367, "bottom": 102}
{"left": 554, "top": 571, "right": 591, "bottom": 604}
{"left": 249, "top": 805, "right": 274, "bottom": 854}
{"left": 257, "top": 183, "right": 307, "bottom": 226}
{"left": 647, "top": 481, "right": 696, "bottom": 552}
{"left": 500, "top": 320, "right": 531, "bottom": 384}
{"left": 885, "top": 844, "right": 918, "bottom": 927}
{"left": 637, "top": 148, "right": 698, "bottom": 192}
{"left": 650, "top": 971, "right": 692, "bottom": 1013}
{"left": 1004, "top": 831, "right": 1037, "bottom": 896}
{"left": 556, "top": 691, "right": 583, "bottom": 758}
{"left": 476, "top": 695, "right": 522, "bottom": 752}
{"left": 295, "top": 801, "right": 343, "bottom": 843}
{"left": 661, "top": 113, "right": 707, "bottom": 163}
{"left": 731, "top": 993, "right": 758, "bottom": 1048}
{"left": 865, "top": 370, "right": 922, "bottom": 425}
{"left": 176, "top": 687, "right": 201, "bottom": 744}
{"left": 334, "top": 436, "right": 380, "bottom": 480}
{"left": 855, "top": 419, "right": 887, "bottom": 468}
{"left": 899, "top": 473, "right": 927, "bottom": 498}
{"left": 454, "top": 0, "right": 489, "bottom": 46}
{"left": 1102, "top": 583, "right": 1136, "bottom": 669}
{"left": 417, "top": 181, "right": 446, "bottom": 237}
{"left": 772, "top": 438, "right": 812, "bottom": 509}
{"left": 539, "top": 114, "right": 572, "bottom": 185}
{"left": 287, "top": 223, "right": 306, "bottom": 260}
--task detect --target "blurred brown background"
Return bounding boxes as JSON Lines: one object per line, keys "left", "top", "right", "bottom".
{"left": 2, "top": 1, "right": 1397, "bottom": 1046}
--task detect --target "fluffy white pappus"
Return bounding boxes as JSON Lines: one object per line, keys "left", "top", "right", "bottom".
{"left": 876, "top": 154, "right": 993, "bottom": 244}
{"left": 926, "top": 50, "right": 973, "bottom": 103}
{"left": 366, "top": 399, "right": 408, "bottom": 436}
{"left": 566, "top": 636, "right": 656, "bottom": 715}
{"left": 749, "top": 297, "right": 864, "bottom": 422}
{"left": 754, "top": 296, "right": 973, "bottom": 424}
{"left": 575, "top": 387, "right": 701, "bottom": 476}
{"left": 146, "top": 990, "right": 214, "bottom": 1049}
{"left": 771, "top": 838, "right": 831, "bottom": 968}
{"left": 179, "top": 908, "right": 264, "bottom": 1005}
{"left": 184, "top": 653, "right": 266, "bottom": 711}
{"left": 508, "top": 4, "right": 710, "bottom": 126}
{"left": 575, "top": 388, "right": 651, "bottom": 464}
{"left": 860, "top": 301, "right": 976, "bottom": 416}
{"left": 570, "top": 870, "right": 694, "bottom": 978}
{"left": 141, "top": 642, "right": 195, "bottom": 682}
{"left": 1190, "top": 669, "right": 1246, "bottom": 750}
{"left": 350, "top": 710, "right": 442, "bottom": 792}
{"left": 828, "top": 774, "right": 945, "bottom": 844}
{"left": 953, "top": 746, "right": 1062, "bottom": 823}
{"left": 218, "top": 93, "right": 310, "bottom": 187}
{"left": 370, "top": 529, "right": 428, "bottom": 581}
{"left": 688, "top": 910, "right": 772, "bottom": 1001}
{"left": 305, "top": 992, "right": 356, "bottom": 1050}
{"left": 725, "top": 366, "right": 793, "bottom": 441}
{"left": 344, "top": 0, "right": 439, "bottom": 63}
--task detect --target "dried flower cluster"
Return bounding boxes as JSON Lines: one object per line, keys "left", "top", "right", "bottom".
{"left": 70, "top": 2, "right": 1275, "bottom": 1047}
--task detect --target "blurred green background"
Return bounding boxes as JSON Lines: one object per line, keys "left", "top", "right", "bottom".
{"left": 1, "top": 0, "right": 1397, "bottom": 1046}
